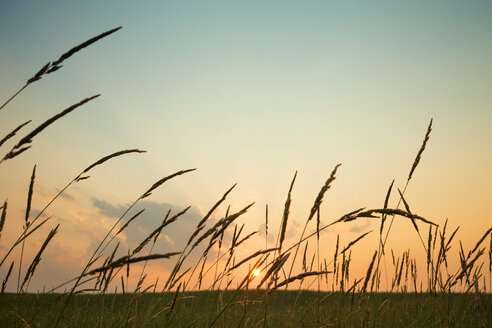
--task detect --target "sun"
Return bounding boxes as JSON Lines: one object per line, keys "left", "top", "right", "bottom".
{"left": 251, "top": 268, "right": 261, "bottom": 278}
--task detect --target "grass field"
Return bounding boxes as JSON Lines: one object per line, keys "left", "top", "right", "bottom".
{"left": 1, "top": 291, "right": 491, "bottom": 327}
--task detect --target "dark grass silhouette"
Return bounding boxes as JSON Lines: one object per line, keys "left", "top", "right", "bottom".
{"left": 0, "top": 27, "right": 491, "bottom": 328}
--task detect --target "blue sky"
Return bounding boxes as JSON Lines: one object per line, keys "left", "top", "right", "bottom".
{"left": 1, "top": 0, "right": 491, "bottom": 291}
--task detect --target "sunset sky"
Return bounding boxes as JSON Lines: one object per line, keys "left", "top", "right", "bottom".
{"left": 1, "top": 1, "right": 491, "bottom": 292}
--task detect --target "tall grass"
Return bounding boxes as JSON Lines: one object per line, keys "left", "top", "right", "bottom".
{"left": 0, "top": 27, "right": 491, "bottom": 328}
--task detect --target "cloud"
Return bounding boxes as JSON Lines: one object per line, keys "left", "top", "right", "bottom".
{"left": 56, "top": 189, "right": 76, "bottom": 202}
{"left": 36, "top": 185, "right": 75, "bottom": 203}
{"left": 91, "top": 198, "right": 128, "bottom": 218}
{"left": 2, "top": 197, "right": 253, "bottom": 293}
{"left": 348, "top": 219, "right": 373, "bottom": 233}
{"left": 28, "top": 239, "right": 86, "bottom": 291}
{"left": 30, "top": 208, "right": 50, "bottom": 220}
{"left": 91, "top": 198, "right": 214, "bottom": 259}
{"left": 256, "top": 224, "right": 276, "bottom": 245}
{"left": 0, "top": 234, "right": 87, "bottom": 293}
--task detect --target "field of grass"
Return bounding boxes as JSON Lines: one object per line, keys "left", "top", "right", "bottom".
{"left": 1, "top": 26, "right": 492, "bottom": 328}
{"left": 1, "top": 291, "right": 491, "bottom": 327}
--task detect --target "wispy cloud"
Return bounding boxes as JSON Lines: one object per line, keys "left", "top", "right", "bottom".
{"left": 349, "top": 219, "right": 373, "bottom": 233}
{"left": 91, "top": 198, "right": 203, "bottom": 253}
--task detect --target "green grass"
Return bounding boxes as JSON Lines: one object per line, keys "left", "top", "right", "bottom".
{"left": 1, "top": 291, "right": 491, "bottom": 327}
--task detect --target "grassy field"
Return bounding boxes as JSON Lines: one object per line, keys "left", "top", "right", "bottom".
{"left": 1, "top": 291, "right": 491, "bottom": 327}
{"left": 1, "top": 26, "right": 492, "bottom": 328}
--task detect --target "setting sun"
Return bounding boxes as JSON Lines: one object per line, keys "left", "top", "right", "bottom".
{"left": 251, "top": 268, "right": 261, "bottom": 278}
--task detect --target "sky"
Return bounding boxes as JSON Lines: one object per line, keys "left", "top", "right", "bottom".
{"left": 0, "top": 1, "right": 491, "bottom": 292}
